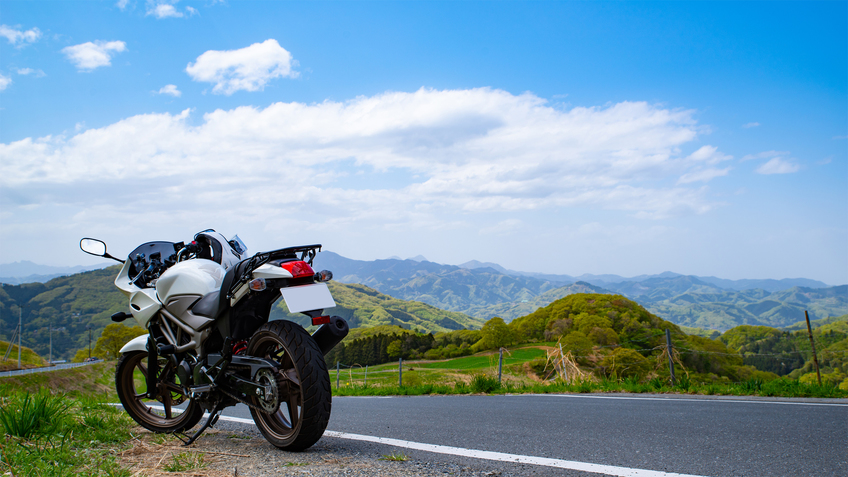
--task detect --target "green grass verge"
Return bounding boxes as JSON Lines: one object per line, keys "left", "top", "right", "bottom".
{"left": 332, "top": 376, "right": 848, "bottom": 399}
{"left": 0, "top": 361, "right": 117, "bottom": 401}
{"left": 0, "top": 390, "right": 135, "bottom": 476}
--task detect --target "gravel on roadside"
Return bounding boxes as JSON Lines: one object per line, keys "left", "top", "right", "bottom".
{"left": 117, "top": 425, "right": 515, "bottom": 477}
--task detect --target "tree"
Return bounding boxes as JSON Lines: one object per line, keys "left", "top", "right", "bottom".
{"left": 387, "top": 340, "right": 404, "bottom": 360}
{"left": 72, "top": 347, "right": 94, "bottom": 363}
{"left": 93, "top": 323, "right": 146, "bottom": 360}
{"left": 481, "top": 317, "right": 515, "bottom": 350}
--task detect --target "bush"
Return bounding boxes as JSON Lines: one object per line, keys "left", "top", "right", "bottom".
{"left": 470, "top": 374, "right": 501, "bottom": 393}
{"left": 600, "top": 348, "right": 650, "bottom": 379}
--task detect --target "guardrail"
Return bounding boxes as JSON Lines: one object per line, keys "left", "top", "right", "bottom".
{"left": 0, "top": 359, "right": 103, "bottom": 378}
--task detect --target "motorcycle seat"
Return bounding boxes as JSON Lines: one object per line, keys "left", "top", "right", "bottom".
{"left": 191, "top": 259, "right": 250, "bottom": 318}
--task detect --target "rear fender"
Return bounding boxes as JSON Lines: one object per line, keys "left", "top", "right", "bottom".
{"left": 120, "top": 334, "right": 149, "bottom": 354}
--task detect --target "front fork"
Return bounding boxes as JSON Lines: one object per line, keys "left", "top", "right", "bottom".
{"left": 146, "top": 334, "right": 159, "bottom": 399}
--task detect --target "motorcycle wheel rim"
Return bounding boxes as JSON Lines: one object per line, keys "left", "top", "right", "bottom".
{"left": 249, "top": 333, "right": 302, "bottom": 442}
{"left": 120, "top": 352, "right": 193, "bottom": 428}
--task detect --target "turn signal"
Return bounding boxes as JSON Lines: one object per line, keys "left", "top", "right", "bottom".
{"left": 314, "top": 270, "right": 333, "bottom": 282}
{"left": 248, "top": 278, "right": 266, "bottom": 291}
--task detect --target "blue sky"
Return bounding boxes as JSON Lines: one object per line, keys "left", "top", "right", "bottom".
{"left": 1, "top": 1, "right": 846, "bottom": 284}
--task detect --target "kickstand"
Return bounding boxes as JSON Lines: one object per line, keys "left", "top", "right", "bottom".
{"left": 178, "top": 404, "right": 224, "bottom": 446}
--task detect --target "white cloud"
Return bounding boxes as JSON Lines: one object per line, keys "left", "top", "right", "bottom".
{"left": 686, "top": 145, "right": 732, "bottom": 164}
{"left": 186, "top": 6, "right": 198, "bottom": 16}
{"left": 156, "top": 84, "right": 182, "bottom": 97}
{"left": 0, "top": 73, "right": 11, "bottom": 91}
{"left": 0, "top": 25, "right": 42, "bottom": 46}
{"left": 1, "top": 88, "right": 734, "bottom": 242}
{"left": 148, "top": 3, "right": 183, "bottom": 18}
{"left": 741, "top": 150, "right": 789, "bottom": 161}
{"left": 756, "top": 158, "right": 800, "bottom": 175}
{"left": 742, "top": 122, "right": 760, "bottom": 128}
{"left": 186, "top": 39, "right": 297, "bottom": 95}
{"left": 116, "top": 0, "right": 131, "bottom": 10}
{"left": 16, "top": 68, "right": 46, "bottom": 77}
{"left": 61, "top": 41, "right": 127, "bottom": 71}
{"left": 678, "top": 167, "right": 731, "bottom": 184}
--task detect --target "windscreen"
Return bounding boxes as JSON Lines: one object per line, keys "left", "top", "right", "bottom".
{"left": 128, "top": 241, "right": 179, "bottom": 279}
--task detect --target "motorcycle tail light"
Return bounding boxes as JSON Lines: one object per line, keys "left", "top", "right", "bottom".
{"left": 249, "top": 278, "right": 266, "bottom": 291}
{"left": 312, "top": 315, "right": 331, "bottom": 326}
{"left": 281, "top": 260, "right": 314, "bottom": 279}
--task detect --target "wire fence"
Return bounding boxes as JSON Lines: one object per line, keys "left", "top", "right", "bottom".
{"left": 0, "top": 359, "right": 103, "bottom": 378}
{"left": 328, "top": 330, "right": 846, "bottom": 388}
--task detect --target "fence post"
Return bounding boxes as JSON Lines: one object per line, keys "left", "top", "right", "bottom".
{"left": 804, "top": 310, "right": 822, "bottom": 386}
{"left": 336, "top": 361, "right": 340, "bottom": 390}
{"left": 666, "top": 329, "right": 676, "bottom": 386}
{"left": 365, "top": 365, "right": 368, "bottom": 387}
{"left": 498, "top": 348, "right": 503, "bottom": 384}
{"left": 398, "top": 358, "right": 403, "bottom": 387}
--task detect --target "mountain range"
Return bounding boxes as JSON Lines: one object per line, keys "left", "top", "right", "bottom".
{"left": 0, "top": 261, "right": 111, "bottom": 285}
{"left": 312, "top": 252, "right": 846, "bottom": 331}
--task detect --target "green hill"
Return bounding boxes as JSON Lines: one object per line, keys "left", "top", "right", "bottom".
{"left": 503, "top": 293, "right": 764, "bottom": 382}
{"left": 0, "top": 341, "right": 48, "bottom": 371}
{"left": 718, "top": 316, "right": 848, "bottom": 379}
{"left": 0, "top": 266, "right": 126, "bottom": 361}
{"left": 0, "top": 267, "right": 483, "bottom": 360}
{"left": 273, "top": 282, "right": 484, "bottom": 333}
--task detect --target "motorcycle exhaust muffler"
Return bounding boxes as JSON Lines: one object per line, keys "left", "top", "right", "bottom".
{"left": 311, "top": 315, "right": 349, "bottom": 355}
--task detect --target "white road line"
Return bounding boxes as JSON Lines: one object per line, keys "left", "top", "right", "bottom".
{"left": 533, "top": 394, "right": 848, "bottom": 407}
{"left": 115, "top": 404, "right": 708, "bottom": 476}
{"left": 322, "top": 430, "right": 708, "bottom": 477}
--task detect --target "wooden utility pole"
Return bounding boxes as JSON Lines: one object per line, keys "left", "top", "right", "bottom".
{"left": 804, "top": 311, "right": 822, "bottom": 386}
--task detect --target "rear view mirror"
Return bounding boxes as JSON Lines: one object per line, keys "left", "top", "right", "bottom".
{"left": 80, "top": 238, "right": 125, "bottom": 263}
{"left": 80, "top": 238, "right": 107, "bottom": 256}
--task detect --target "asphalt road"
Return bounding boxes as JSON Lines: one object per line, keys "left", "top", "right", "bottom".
{"left": 216, "top": 393, "right": 847, "bottom": 477}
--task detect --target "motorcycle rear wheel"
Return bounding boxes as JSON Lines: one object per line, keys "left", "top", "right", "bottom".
{"left": 116, "top": 350, "right": 204, "bottom": 433}
{"left": 247, "top": 320, "right": 332, "bottom": 451}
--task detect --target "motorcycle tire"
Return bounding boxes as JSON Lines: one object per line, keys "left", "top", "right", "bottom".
{"left": 247, "top": 320, "right": 332, "bottom": 451}
{"left": 116, "top": 350, "right": 204, "bottom": 433}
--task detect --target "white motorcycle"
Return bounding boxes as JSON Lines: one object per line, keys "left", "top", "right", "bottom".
{"left": 80, "top": 230, "right": 349, "bottom": 450}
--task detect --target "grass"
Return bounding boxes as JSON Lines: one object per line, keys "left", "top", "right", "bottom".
{"left": 0, "top": 390, "right": 135, "bottom": 476}
{"left": 379, "top": 452, "right": 409, "bottom": 462}
{"left": 162, "top": 452, "right": 206, "bottom": 472}
{"left": 334, "top": 376, "right": 846, "bottom": 398}
{"left": 414, "top": 348, "right": 546, "bottom": 370}
{"left": 0, "top": 361, "right": 117, "bottom": 400}
{"left": 331, "top": 347, "right": 848, "bottom": 399}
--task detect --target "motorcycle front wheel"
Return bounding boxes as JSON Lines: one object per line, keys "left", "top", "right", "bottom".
{"left": 247, "top": 320, "right": 332, "bottom": 451}
{"left": 116, "top": 350, "right": 204, "bottom": 433}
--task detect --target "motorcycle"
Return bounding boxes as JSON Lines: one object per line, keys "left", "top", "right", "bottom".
{"left": 80, "top": 230, "right": 349, "bottom": 451}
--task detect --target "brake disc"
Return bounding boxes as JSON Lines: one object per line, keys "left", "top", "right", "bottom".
{"left": 254, "top": 368, "right": 280, "bottom": 414}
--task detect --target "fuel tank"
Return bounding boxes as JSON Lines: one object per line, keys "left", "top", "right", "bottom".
{"left": 156, "top": 259, "right": 226, "bottom": 305}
